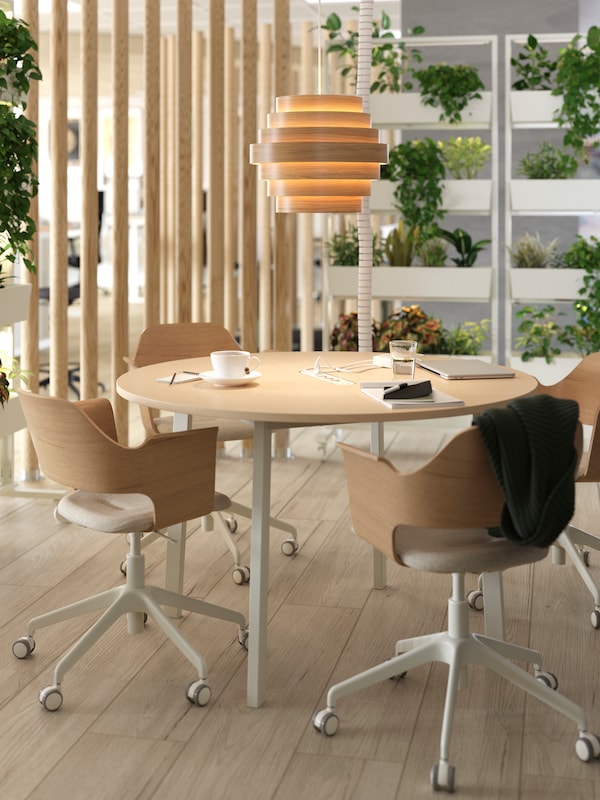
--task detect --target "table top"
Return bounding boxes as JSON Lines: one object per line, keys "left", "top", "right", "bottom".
{"left": 116, "top": 352, "right": 538, "bottom": 426}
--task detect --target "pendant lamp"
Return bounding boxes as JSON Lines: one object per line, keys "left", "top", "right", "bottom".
{"left": 250, "top": 93, "right": 387, "bottom": 213}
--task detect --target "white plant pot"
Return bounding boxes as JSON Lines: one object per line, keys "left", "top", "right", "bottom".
{"left": 510, "top": 180, "right": 600, "bottom": 214}
{"left": 371, "top": 179, "right": 492, "bottom": 214}
{"left": 0, "top": 283, "right": 32, "bottom": 326}
{"left": 0, "top": 393, "right": 26, "bottom": 438}
{"left": 371, "top": 92, "right": 492, "bottom": 129}
{"left": 327, "top": 266, "right": 493, "bottom": 301}
{"left": 509, "top": 91, "right": 561, "bottom": 127}
{"left": 508, "top": 268, "right": 583, "bottom": 301}
{"left": 508, "top": 356, "right": 580, "bottom": 385}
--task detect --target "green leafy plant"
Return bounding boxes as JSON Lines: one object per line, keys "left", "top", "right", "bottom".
{"left": 384, "top": 220, "right": 419, "bottom": 266}
{"left": 383, "top": 138, "right": 446, "bottom": 237}
{"left": 561, "top": 234, "right": 600, "bottom": 272}
{"left": 437, "top": 319, "right": 490, "bottom": 355}
{"left": 438, "top": 136, "right": 491, "bottom": 179}
{"left": 517, "top": 141, "right": 579, "bottom": 179}
{"left": 437, "top": 227, "right": 490, "bottom": 267}
{"left": 329, "top": 311, "right": 379, "bottom": 351}
{"left": 322, "top": 8, "right": 424, "bottom": 94}
{"left": 515, "top": 304, "right": 565, "bottom": 363}
{"left": 415, "top": 236, "right": 447, "bottom": 267}
{"left": 330, "top": 306, "right": 487, "bottom": 355}
{"left": 554, "top": 26, "right": 600, "bottom": 156}
{"left": 511, "top": 34, "right": 558, "bottom": 90}
{"left": 559, "top": 236, "right": 600, "bottom": 355}
{"left": 0, "top": 356, "right": 30, "bottom": 406}
{"left": 412, "top": 63, "right": 485, "bottom": 124}
{"left": 376, "top": 305, "right": 443, "bottom": 354}
{"left": 325, "top": 224, "right": 384, "bottom": 266}
{"left": 0, "top": 9, "right": 42, "bottom": 280}
{"left": 507, "top": 232, "right": 561, "bottom": 269}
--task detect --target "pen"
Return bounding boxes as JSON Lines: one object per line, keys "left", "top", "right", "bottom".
{"left": 169, "top": 372, "right": 177, "bottom": 385}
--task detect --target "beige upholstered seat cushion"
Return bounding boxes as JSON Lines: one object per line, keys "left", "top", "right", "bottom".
{"left": 58, "top": 490, "right": 156, "bottom": 533}
{"left": 394, "top": 525, "right": 548, "bottom": 574}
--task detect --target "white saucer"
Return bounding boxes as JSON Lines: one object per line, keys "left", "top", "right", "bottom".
{"left": 199, "top": 370, "right": 261, "bottom": 387}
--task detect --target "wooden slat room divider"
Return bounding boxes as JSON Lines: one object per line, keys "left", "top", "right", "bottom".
{"left": 16, "top": 0, "right": 319, "bottom": 477}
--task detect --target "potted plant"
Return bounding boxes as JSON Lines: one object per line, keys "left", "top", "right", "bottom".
{"left": 436, "top": 135, "right": 493, "bottom": 211}
{"left": 379, "top": 137, "right": 445, "bottom": 236}
{"left": 437, "top": 318, "right": 491, "bottom": 355}
{"left": 411, "top": 62, "right": 485, "bottom": 124}
{"left": 559, "top": 235, "right": 600, "bottom": 356}
{"left": 507, "top": 232, "right": 583, "bottom": 300}
{"left": 517, "top": 142, "right": 579, "bottom": 179}
{"left": 511, "top": 33, "right": 557, "bottom": 91}
{"left": 384, "top": 220, "right": 419, "bottom": 266}
{"left": 510, "top": 142, "right": 600, "bottom": 213}
{"left": 0, "top": 9, "right": 41, "bottom": 284}
{"left": 324, "top": 224, "right": 385, "bottom": 266}
{"left": 514, "top": 304, "right": 565, "bottom": 363}
{"left": 438, "top": 135, "right": 491, "bottom": 179}
{"left": 322, "top": 8, "right": 424, "bottom": 94}
{"left": 554, "top": 26, "right": 600, "bottom": 158}
{"left": 438, "top": 227, "right": 491, "bottom": 267}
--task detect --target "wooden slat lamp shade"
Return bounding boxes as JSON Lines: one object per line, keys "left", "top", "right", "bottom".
{"left": 250, "top": 94, "right": 388, "bottom": 213}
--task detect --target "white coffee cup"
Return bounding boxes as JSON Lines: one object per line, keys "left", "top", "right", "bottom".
{"left": 210, "top": 350, "right": 260, "bottom": 379}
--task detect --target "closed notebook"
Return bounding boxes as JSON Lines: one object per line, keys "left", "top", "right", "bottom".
{"left": 361, "top": 381, "right": 464, "bottom": 408}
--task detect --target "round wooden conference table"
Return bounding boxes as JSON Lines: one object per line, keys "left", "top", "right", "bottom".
{"left": 117, "top": 351, "right": 538, "bottom": 708}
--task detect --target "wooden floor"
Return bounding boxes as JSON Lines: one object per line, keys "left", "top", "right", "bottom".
{"left": 2, "top": 300, "right": 600, "bottom": 798}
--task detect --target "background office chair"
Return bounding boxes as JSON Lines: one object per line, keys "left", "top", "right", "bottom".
{"left": 125, "top": 322, "right": 298, "bottom": 584}
{"left": 12, "top": 390, "right": 247, "bottom": 711}
{"left": 313, "top": 422, "right": 599, "bottom": 793}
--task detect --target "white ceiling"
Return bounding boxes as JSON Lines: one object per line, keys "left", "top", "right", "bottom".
{"left": 26, "top": 1, "right": 402, "bottom": 39}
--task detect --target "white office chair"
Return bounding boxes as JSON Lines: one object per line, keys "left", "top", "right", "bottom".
{"left": 12, "top": 390, "right": 247, "bottom": 711}
{"left": 313, "top": 407, "right": 599, "bottom": 793}
{"left": 125, "top": 322, "right": 298, "bottom": 584}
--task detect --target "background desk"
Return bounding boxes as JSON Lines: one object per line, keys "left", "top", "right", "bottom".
{"left": 117, "top": 351, "right": 538, "bottom": 708}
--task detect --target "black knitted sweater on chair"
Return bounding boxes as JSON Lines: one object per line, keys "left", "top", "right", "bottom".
{"left": 474, "top": 394, "right": 579, "bottom": 547}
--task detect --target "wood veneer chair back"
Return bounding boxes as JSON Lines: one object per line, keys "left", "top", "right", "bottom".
{"left": 537, "top": 352, "right": 600, "bottom": 482}
{"left": 18, "top": 390, "right": 218, "bottom": 531}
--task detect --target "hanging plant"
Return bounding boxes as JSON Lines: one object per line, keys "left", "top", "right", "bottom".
{"left": 554, "top": 26, "right": 600, "bottom": 157}
{"left": 384, "top": 138, "right": 446, "bottom": 237}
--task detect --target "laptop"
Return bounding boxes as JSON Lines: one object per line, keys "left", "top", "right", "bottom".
{"left": 416, "top": 358, "right": 515, "bottom": 380}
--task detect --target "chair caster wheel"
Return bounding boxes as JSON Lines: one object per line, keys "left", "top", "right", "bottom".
{"left": 238, "top": 628, "right": 249, "bottom": 650}
{"left": 591, "top": 610, "right": 600, "bottom": 630}
{"left": 39, "top": 686, "right": 63, "bottom": 711}
{"left": 576, "top": 732, "right": 600, "bottom": 762}
{"left": 232, "top": 565, "right": 250, "bottom": 585}
{"left": 12, "top": 636, "right": 35, "bottom": 659}
{"left": 119, "top": 559, "right": 127, "bottom": 576}
{"left": 467, "top": 589, "right": 484, "bottom": 611}
{"left": 281, "top": 538, "right": 298, "bottom": 557}
{"left": 535, "top": 670, "right": 558, "bottom": 690}
{"left": 186, "top": 680, "right": 211, "bottom": 707}
{"left": 431, "top": 761, "right": 455, "bottom": 793}
{"left": 312, "top": 708, "right": 339, "bottom": 737}
{"left": 226, "top": 516, "right": 238, "bottom": 534}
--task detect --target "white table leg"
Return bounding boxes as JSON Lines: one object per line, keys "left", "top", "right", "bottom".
{"left": 370, "top": 422, "right": 386, "bottom": 589}
{"left": 163, "top": 412, "right": 193, "bottom": 616}
{"left": 247, "top": 420, "right": 272, "bottom": 707}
